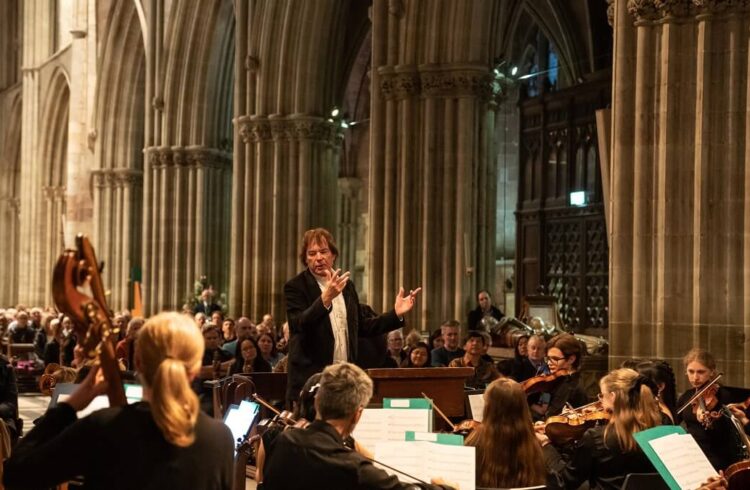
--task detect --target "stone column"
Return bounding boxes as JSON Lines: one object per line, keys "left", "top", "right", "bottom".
{"left": 231, "top": 0, "right": 352, "bottom": 321}
{"left": 610, "top": 0, "right": 750, "bottom": 389}
{"left": 142, "top": 146, "right": 230, "bottom": 313}
{"left": 368, "top": 0, "right": 497, "bottom": 331}
{"left": 337, "top": 177, "right": 363, "bottom": 282}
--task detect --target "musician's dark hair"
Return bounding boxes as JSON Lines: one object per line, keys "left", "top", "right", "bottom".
{"left": 294, "top": 373, "right": 322, "bottom": 422}
{"left": 546, "top": 333, "right": 584, "bottom": 369}
{"left": 635, "top": 360, "right": 677, "bottom": 417}
{"left": 299, "top": 228, "right": 339, "bottom": 267}
{"left": 464, "top": 330, "right": 487, "bottom": 346}
{"left": 513, "top": 334, "right": 530, "bottom": 361}
{"left": 465, "top": 378, "right": 546, "bottom": 487}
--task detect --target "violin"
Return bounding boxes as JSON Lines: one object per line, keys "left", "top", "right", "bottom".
{"left": 51, "top": 235, "right": 126, "bottom": 406}
{"left": 421, "top": 392, "right": 482, "bottom": 437}
{"left": 521, "top": 368, "right": 572, "bottom": 395}
{"left": 540, "top": 400, "right": 611, "bottom": 446}
{"left": 677, "top": 373, "right": 723, "bottom": 429}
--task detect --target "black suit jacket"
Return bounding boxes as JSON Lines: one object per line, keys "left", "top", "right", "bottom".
{"left": 284, "top": 269, "right": 402, "bottom": 402}
{"left": 467, "top": 305, "right": 504, "bottom": 330}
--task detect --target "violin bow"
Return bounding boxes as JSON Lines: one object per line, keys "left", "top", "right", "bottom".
{"left": 420, "top": 392, "right": 457, "bottom": 431}
{"left": 252, "top": 393, "right": 282, "bottom": 417}
{"left": 676, "top": 372, "right": 723, "bottom": 415}
{"left": 347, "top": 447, "right": 430, "bottom": 485}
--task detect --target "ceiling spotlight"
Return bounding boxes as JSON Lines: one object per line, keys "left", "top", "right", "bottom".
{"left": 331, "top": 108, "right": 340, "bottom": 117}
{"left": 327, "top": 118, "right": 334, "bottom": 123}
{"left": 511, "top": 66, "right": 518, "bottom": 76}
{"left": 340, "top": 121, "right": 349, "bottom": 129}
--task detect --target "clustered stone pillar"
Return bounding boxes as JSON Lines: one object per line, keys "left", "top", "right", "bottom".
{"left": 142, "top": 146, "right": 231, "bottom": 313}
{"left": 610, "top": 0, "right": 750, "bottom": 387}
{"left": 368, "top": 0, "right": 497, "bottom": 331}
{"left": 231, "top": 0, "right": 351, "bottom": 321}
{"left": 92, "top": 169, "right": 142, "bottom": 310}
{"left": 232, "top": 115, "right": 340, "bottom": 320}
{"left": 41, "top": 186, "right": 66, "bottom": 301}
{"left": 337, "top": 177, "right": 363, "bottom": 283}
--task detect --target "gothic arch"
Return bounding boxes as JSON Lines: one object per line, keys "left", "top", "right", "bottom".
{"left": 38, "top": 68, "right": 70, "bottom": 303}
{"left": 92, "top": 0, "right": 146, "bottom": 310}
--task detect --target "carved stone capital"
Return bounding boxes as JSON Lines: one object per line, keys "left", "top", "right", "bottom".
{"left": 290, "top": 117, "right": 335, "bottom": 142}
{"left": 419, "top": 64, "right": 493, "bottom": 99}
{"left": 627, "top": 0, "right": 695, "bottom": 20}
{"left": 238, "top": 118, "right": 272, "bottom": 143}
{"left": 693, "top": 0, "right": 750, "bottom": 13}
{"left": 113, "top": 169, "right": 144, "bottom": 186}
{"left": 183, "top": 146, "right": 232, "bottom": 169}
{"left": 379, "top": 67, "right": 420, "bottom": 100}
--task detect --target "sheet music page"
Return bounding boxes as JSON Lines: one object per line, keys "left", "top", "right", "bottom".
{"left": 373, "top": 441, "right": 475, "bottom": 489}
{"left": 648, "top": 433, "right": 718, "bottom": 490}
{"left": 353, "top": 408, "right": 431, "bottom": 449}
{"left": 424, "top": 443, "right": 476, "bottom": 490}
{"left": 373, "top": 441, "right": 425, "bottom": 484}
{"left": 468, "top": 394, "right": 484, "bottom": 422}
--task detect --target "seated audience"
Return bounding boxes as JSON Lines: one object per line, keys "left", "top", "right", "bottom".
{"left": 258, "top": 313, "right": 276, "bottom": 338}
{"left": 257, "top": 332, "right": 284, "bottom": 369}
{"left": 262, "top": 362, "right": 455, "bottom": 489}
{"left": 59, "top": 316, "right": 76, "bottom": 367}
{"left": 222, "top": 317, "right": 255, "bottom": 355}
{"left": 513, "top": 334, "right": 547, "bottom": 382}
{"left": 404, "top": 330, "right": 422, "bottom": 351}
{"left": 540, "top": 368, "right": 661, "bottom": 489}
{"left": 229, "top": 337, "right": 271, "bottom": 375}
{"left": 401, "top": 342, "right": 431, "bottom": 368}
{"left": 428, "top": 328, "right": 444, "bottom": 351}
{"left": 431, "top": 321, "right": 464, "bottom": 367}
{"left": 465, "top": 378, "right": 547, "bottom": 488}
{"left": 0, "top": 354, "right": 18, "bottom": 442}
{"left": 4, "top": 312, "right": 234, "bottom": 489}
{"left": 194, "top": 312, "right": 207, "bottom": 328}
{"left": 211, "top": 311, "right": 224, "bottom": 329}
{"left": 467, "top": 289, "right": 504, "bottom": 331}
{"left": 448, "top": 331, "right": 501, "bottom": 389}
{"left": 386, "top": 330, "right": 407, "bottom": 367}
{"left": 193, "top": 288, "right": 222, "bottom": 315}
{"left": 197, "top": 324, "right": 234, "bottom": 414}
{"left": 8, "top": 311, "right": 35, "bottom": 344}
{"left": 220, "top": 318, "right": 236, "bottom": 344}
{"left": 43, "top": 319, "right": 63, "bottom": 366}
{"left": 676, "top": 348, "right": 738, "bottom": 471}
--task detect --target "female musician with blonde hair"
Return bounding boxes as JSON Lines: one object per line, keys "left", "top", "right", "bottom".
{"left": 465, "top": 377, "right": 548, "bottom": 488}
{"left": 540, "top": 368, "right": 661, "bottom": 489}
{"left": 4, "top": 312, "right": 234, "bottom": 489}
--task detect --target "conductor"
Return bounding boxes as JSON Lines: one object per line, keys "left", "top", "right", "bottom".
{"left": 284, "top": 228, "right": 420, "bottom": 404}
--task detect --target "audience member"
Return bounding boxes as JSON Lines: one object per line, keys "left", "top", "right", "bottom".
{"left": 115, "top": 317, "right": 145, "bottom": 371}
{"left": 8, "top": 311, "right": 34, "bottom": 344}
{"left": 448, "top": 331, "right": 501, "bottom": 389}
{"left": 404, "top": 330, "right": 422, "bottom": 351}
{"left": 430, "top": 321, "right": 464, "bottom": 367}
{"left": 257, "top": 332, "right": 284, "bottom": 369}
{"left": 428, "top": 328, "right": 444, "bottom": 351}
{"left": 221, "top": 317, "right": 255, "bottom": 355}
{"left": 512, "top": 334, "right": 546, "bottom": 382}
{"left": 401, "top": 342, "right": 431, "bottom": 368}
{"left": 467, "top": 290, "right": 504, "bottom": 331}
{"left": 221, "top": 318, "right": 236, "bottom": 343}
{"left": 386, "top": 330, "right": 407, "bottom": 367}
{"left": 229, "top": 337, "right": 271, "bottom": 375}
{"left": 193, "top": 288, "right": 222, "bottom": 315}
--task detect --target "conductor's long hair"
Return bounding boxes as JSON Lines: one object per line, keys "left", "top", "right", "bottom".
{"left": 602, "top": 368, "right": 663, "bottom": 452}
{"left": 465, "top": 378, "right": 546, "bottom": 488}
{"left": 136, "top": 312, "right": 203, "bottom": 447}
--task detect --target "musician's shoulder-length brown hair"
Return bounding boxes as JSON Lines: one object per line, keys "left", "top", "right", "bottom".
{"left": 465, "top": 378, "right": 546, "bottom": 488}
{"left": 298, "top": 228, "right": 339, "bottom": 267}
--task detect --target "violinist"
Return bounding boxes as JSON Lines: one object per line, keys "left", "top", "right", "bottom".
{"left": 448, "top": 331, "right": 500, "bottom": 389}
{"left": 540, "top": 368, "right": 662, "bottom": 490}
{"left": 262, "top": 362, "right": 456, "bottom": 489}
{"left": 530, "top": 333, "right": 587, "bottom": 420}
{"left": 629, "top": 359, "right": 677, "bottom": 423}
{"left": 464, "top": 378, "right": 548, "bottom": 488}
{"left": 4, "top": 313, "right": 234, "bottom": 490}
{"left": 676, "top": 348, "right": 738, "bottom": 471}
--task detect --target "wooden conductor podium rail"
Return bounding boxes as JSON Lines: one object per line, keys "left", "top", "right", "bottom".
{"left": 366, "top": 367, "right": 474, "bottom": 418}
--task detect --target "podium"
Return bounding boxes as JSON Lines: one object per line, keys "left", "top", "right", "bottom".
{"left": 366, "top": 367, "right": 474, "bottom": 418}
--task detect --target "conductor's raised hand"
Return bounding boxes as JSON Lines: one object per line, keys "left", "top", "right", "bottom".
{"left": 321, "top": 268, "right": 350, "bottom": 308}
{"left": 394, "top": 286, "right": 422, "bottom": 317}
